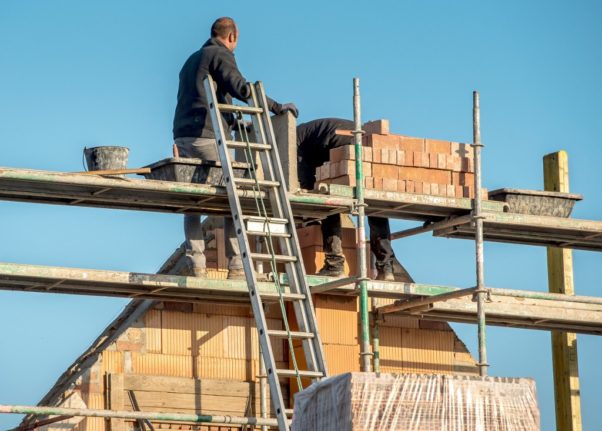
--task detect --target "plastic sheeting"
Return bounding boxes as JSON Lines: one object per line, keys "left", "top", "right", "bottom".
{"left": 292, "top": 373, "right": 540, "bottom": 431}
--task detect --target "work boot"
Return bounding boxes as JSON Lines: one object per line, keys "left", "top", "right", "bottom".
{"left": 375, "top": 263, "right": 394, "bottom": 281}
{"left": 227, "top": 268, "right": 246, "bottom": 280}
{"left": 316, "top": 253, "right": 345, "bottom": 277}
{"left": 316, "top": 263, "right": 344, "bottom": 278}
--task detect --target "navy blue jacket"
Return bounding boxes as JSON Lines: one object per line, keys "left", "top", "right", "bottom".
{"left": 173, "top": 38, "right": 280, "bottom": 139}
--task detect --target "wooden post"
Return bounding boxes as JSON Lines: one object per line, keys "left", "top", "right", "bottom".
{"left": 106, "top": 373, "right": 125, "bottom": 431}
{"left": 544, "top": 151, "right": 582, "bottom": 431}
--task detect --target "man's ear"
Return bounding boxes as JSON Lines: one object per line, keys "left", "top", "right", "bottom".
{"left": 229, "top": 32, "right": 236, "bottom": 43}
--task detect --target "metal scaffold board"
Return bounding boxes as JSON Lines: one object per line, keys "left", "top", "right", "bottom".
{"left": 0, "top": 167, "right": 352, "bottom": 220}
{"left": 2, "top": 261, "right": 602, "bottom": 335}
{"left": 0, "top": 262, "right": 456, "bottom": 302}
{"left": 377, "top": 287, "right": 602, "bottom": 335}
{"left": 3, "top": 168, "right": 602, "bottom": 250}
{"left": 434, "top": 210, "right": 602, "bottom": 251}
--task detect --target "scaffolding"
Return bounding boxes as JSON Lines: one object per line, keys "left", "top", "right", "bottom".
{"left": 1, "top": 81, "right": 600, "bottom": 430}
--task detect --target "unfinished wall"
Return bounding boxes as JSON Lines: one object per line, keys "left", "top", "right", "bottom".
{"left": 36, "top": 219, "right": 477, "bottom": 430}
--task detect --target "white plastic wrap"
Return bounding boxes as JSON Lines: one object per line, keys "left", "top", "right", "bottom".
{"left": 292, "top": 373, "right": 540, "bottom": 431}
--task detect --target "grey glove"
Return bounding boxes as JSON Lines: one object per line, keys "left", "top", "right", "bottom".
{"left": 274, "top": 102, "right": 299, "bottom": 118}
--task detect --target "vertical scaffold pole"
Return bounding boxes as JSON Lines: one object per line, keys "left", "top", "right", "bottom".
{"left": 353, "top": 78, "right": 371, "bottom": 372}
{"left": 472, "top": 91, "right": 489, "bottom": 376}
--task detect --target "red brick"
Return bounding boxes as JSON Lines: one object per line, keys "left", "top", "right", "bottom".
{"left": 447, "top": 184, "right": 455, "bottom": 197}
{"left": 461, "top": 157, "right": 474, "bottom": 172}
{"left": 429, "top": 153, "right": 438, "bottom": 169}
{"left": 333, "top": 160, "right": 371, "bottom": 178}
{"left": 330, "top": 146, "right": 353, "bottom": 163}
{"left": 382, "top": 178, "right": 398, "bottom": 191}
{"left": 363, "top": 147, "right": 373, "bottom": 162}
{"left": 319, "top": 163, "right": 331, "bottom": 180}
{"left": 406, "top": 180, "right": 415, "bottom": 194}
{"left": 413, "top": 152, "right": 429, "bottom": 168}
{"left": 388, "top": 149, "right": 397, "bottom": 165}
{"left": 373, "top": 177, "right": 383, "bottom": 189}
{"left": 372, "top": 163, "right": 398, "bottom": 179}
{"left": 373, "top": 147, "right": 381, "bottom": 163}
{"left": 381, "top": 149, "right": 390, "bottom": 164}
{"left": 398, "top": 136, "right": 425, "bottom": 152}
{"left": 455, "top": 185, "right": 464, "bottom": 198}
{"left": 452, "top": 172, "right": 474, "bottom": 186}
{"left": 329, "top": 176, "right": 355, "bottom": 186}
{"left": 397, "top": 166, "right": 451, "bottom": 184}
{"left": 429, "top": 183, "right": 437, "bottom": 196}
{"left": 397, "top": 180, "right": 406, "bottom": 193}
{"left": 414, "top": 181, "right": 423, "bottom": 194}
{"left": 425, "top": 138, "right": 452, "bottom": 154}
{"left": 396, "top": 150, "right": 406, "bottom": 166}
{"left": 422, "top": 183, "right": 431, "bottom": 194}
{"left": 367, "top": 134, "right": 400, "bottom": 151}
{"left": 462, "top": 186, "right": 472, "bottom": 198}
{"left": 450, "top": 142, "right": 473, "bottom": 159}
{"left": 437, "top": 154, "right": 447, "bottom": 170}
{"left": 364, "top": 176, "right": 374, "bottom": 189}
{"left": 363, "top": 119, "right": 389, "bottom": 135}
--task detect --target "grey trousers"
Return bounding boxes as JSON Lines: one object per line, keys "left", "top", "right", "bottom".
{"left": 175, "top": 137, "right": 242, "bottom": 270}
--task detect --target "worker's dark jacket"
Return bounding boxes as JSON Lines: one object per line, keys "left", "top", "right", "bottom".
{"left": 296, "top": 118, "right": 354, "bottom": 189}
{"left": 173, "top": 38, "right": 280, "bottom": 139}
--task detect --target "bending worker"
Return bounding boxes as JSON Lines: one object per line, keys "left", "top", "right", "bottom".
{"left": 172, "top": 17, "right": 298, "bottom": 278}
{"left": 297, "top": 118, "right": 396, "bottom": 281}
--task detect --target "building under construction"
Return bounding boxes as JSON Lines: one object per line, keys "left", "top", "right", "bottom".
{"left": 1, "top": 81, "right": 600, "bottom": 430}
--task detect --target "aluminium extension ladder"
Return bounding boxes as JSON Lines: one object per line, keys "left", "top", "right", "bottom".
{"left": 204, "top": 76, "right": 328, "bottom": 431}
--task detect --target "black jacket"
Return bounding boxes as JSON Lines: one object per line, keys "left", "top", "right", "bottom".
{"left": 296, "top": 118, "right": 354, "bottom": 189}
{"left": 173, "top": 38, "right": 280, "bottom": 139}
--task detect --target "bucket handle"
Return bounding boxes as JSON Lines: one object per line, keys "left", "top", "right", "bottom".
{"left": 82, "top": 147, "right": 88, "bottom": 172}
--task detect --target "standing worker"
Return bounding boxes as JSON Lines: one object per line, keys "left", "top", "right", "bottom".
{"left": 172, "top": 17, "right": 298, "bottom": 279}
{"left": 297, "top": 118, "right": 396, "bottom": 281}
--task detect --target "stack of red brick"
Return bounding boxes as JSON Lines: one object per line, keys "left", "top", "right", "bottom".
{"left": 315, "top": 120, "right": 486, "bottom": 199}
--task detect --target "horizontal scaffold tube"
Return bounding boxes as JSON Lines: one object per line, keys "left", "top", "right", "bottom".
{"left": 0, "top": 405, "right": 279, "bottom": 427}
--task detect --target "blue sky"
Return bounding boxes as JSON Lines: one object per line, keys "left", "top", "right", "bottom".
{"left": 1, "top": 1, "right": 601, "bottom": 429}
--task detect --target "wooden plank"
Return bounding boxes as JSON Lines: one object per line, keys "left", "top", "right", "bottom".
{"left": 124, "top": 375, "right": 255, "bottom": 396}
{"left": 544, "top": 150, "right": 582, "bottom": 431}
{"left": 107, "top": 373, "right": 125, "bottom": 431}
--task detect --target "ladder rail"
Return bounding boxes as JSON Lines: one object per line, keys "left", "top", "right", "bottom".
{"left": 252, "top": 82, "right": 329, "bottom": 377}
{"left": 204, "top": 77, "right": 290, "bottom": 431}
{"left": 245, "top": 85, "right": 323, "bottom": 375}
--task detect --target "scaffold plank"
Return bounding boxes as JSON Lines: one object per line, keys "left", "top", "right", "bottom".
{"left": 0, "top": 167, "right": 352, "bottom": 220}
{"left": 2, "top": 167, "right": 602, "bottom": 250}
{"left": 377, "top": 287, "right": 602, "bottom": 335}
{"left": 434, "top": 210, "right": 602, "bottom": 251}
{"left": 2, "top": 262, "right": 602, "bottom": 335}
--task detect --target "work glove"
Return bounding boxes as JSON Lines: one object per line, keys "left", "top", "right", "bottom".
{"left": 274, "top": 102, "right": 299, "bottom": 118}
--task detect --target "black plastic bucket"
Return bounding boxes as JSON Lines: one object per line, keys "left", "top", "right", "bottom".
{"left": 84, "top": 146, "right": 129, "bottom": 171}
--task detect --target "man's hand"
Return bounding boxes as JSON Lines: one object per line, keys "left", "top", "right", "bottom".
{"left": 280, "top": 103, "right": 299, "bottom": 118}
{"left": 273, "top": 102, "right": 299, "bottom": 118}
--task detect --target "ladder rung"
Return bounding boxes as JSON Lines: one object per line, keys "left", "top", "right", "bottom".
{"left": 250, "top": 231, "right": 291, "bottom": 238}
{"left": 246, "top": 218, "right": 288, "bottom": 236}
{"left": 251, "top": 253, "right": 297, "bottom": 263}
{"left": 235, "top": 178, "right": 280, "bottom": 188}
{"left": 261, "top": 292, "right": 306, "bottom": 301}
{"left": 217, "top": 103, "right": 264, "bottom": 114}
{"left": 285, "top": 409, "right": 294, "bottom": 416}
{"left": 267, "top": 330, "right": 315, "bottom": 339}
{"left": 276, "top": 369, "right": 324, "bottom": 379}
{"left": 243, "top": 216, "right": 288, "bottom": 224}
{"left": 226, "top": 140, "right": 272, "bottom": 151}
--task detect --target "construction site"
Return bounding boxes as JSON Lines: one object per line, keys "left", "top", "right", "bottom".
{"left": 1, "top": 4, "right": 601, "bottom": 431}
